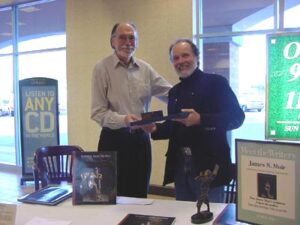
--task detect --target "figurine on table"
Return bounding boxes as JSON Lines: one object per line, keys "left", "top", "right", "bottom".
{"left": 191, "top": 164, "right": 219, "bottom": 224}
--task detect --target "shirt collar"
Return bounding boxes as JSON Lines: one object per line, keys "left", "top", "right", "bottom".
{"left": 112, "top": 53, "right": 139, "bottom": 69}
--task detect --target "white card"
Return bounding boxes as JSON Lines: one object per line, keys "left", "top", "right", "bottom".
{"left": 24, "top": 217, "right": 71, "bottom": 225}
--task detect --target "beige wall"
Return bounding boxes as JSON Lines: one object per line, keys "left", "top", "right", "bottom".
{"left": 0, "top": 0, "right": 192, "bottom": 185}
{"left": 67, "top": 0, "right": 192, "bottom": 185}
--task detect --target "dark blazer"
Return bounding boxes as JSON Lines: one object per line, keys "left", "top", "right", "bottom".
{"left": 152, "top": 68, "right": 245, "bottom": 187}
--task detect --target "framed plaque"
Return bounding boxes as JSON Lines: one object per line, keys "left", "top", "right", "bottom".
{"left": 235, "top": 139, "right": 300, "bottom": 225}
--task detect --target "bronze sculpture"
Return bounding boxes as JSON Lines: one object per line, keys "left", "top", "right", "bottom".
{"left": 191, "top": 164, "right": 219, "bottom": 224}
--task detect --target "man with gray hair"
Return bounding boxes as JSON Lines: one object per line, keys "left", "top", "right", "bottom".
{"left": 91, "top": 22, "right": 172, "bottom": 198}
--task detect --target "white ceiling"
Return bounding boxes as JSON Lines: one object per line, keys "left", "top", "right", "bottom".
{"left": 0, "top": 0, "right": 294, "bottom": 45}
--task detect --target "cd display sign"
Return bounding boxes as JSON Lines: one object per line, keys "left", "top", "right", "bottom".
{"left": 19, "top": 77, "right": 59, "bottom": 181}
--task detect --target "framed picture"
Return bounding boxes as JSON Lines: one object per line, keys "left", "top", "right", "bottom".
{"left": 235, "top": 139, "right": 300, "bottom": 225}
{"left": 72, "top": 151, "right": 117, "bottom": 205}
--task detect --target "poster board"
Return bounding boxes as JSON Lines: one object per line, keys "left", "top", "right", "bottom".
{"left": 266, "top": 32, "right": 300, "bottom": 140}
{"left": 235, "top": 139, "right": 300, "bottom": 225}
{"left": 19, "top": 77, "right": 59, "bottom": 182}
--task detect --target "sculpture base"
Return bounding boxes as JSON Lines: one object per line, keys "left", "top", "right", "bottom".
{"left": 191, "top": 211, "right": 213, "bottom": 224}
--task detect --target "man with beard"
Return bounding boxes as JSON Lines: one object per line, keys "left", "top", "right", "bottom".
{"left": 91, "top": 22, "right": 171, "bottom": 198}
{"left": 141, "top": 39, "right": 244, "bottom": 202}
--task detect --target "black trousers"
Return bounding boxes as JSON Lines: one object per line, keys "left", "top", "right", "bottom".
{"left": 98, "top": 127, "right": 151, "bottom": 198}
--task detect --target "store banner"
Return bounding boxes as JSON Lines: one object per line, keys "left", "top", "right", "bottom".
{"left": 19, "top": 78, "right": 59, "bottom": 180}
{"left": 267, "top": 32, "right": 300, "bottom": 140}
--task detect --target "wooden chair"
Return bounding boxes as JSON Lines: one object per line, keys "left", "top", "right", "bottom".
{"left": 33, "top": 145, "right": 84, "bottom": 191}
{"left": 224, "top": 163, "right": 236, "bottom": 203}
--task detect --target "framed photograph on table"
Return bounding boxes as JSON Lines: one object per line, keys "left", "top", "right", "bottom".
{"left": 72, "top": 151, "right": 117, "bottom": 205}
{"left": 235, "top": 139, "right": 300, "bottom": 225}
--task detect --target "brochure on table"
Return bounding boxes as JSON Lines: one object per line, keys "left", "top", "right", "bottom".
{"left": 118, "top": 213, "right": 175, "bottom": 225}
{"left": 235, "top": 139, "right": 300, "bottom": 225}
{"left": 18, "top": 185, "right": 72, "bottom": 206}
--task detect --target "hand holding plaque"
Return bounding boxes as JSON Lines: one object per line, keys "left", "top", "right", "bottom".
{"left": 130, "top": 110, "right": 190, "bottom": 126}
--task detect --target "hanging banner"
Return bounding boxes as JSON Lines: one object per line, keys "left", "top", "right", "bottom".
{"left": 19, "top": 78, "right": 59, "bottom": 182}
{"left": 266, "top": 33, "right": 300, "bottom": 140}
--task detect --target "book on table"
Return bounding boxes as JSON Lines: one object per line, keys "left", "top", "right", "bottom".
{"left": 72, "top": 151, "right": 117, "bottom": 205}
{"left": 18, "top": 185, "right": 72, "bottom": 206}
{"left": 118, "top": 213, "right": 176, "bottom": 225}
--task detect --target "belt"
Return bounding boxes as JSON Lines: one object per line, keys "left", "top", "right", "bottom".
{"left": 179, "top": 147, "right": 192, "bottom": 173}
{"left": 102, "top": 127, "right": 145, "bottom": 135}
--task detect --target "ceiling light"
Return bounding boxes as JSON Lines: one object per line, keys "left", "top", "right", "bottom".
{"left": 6, "top": 22, "right": 26, "bottom": 26}
{"left": 0, "top": 32, "right": 12, "bottom": 37}
{"left": 20, "top": 6, "right": 40, "bottom": 13}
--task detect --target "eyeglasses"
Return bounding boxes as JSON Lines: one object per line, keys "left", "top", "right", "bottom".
{"left": 114, "top": 34, "right": 136, "bottom": 42}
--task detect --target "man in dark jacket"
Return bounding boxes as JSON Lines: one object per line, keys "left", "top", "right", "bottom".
{"left": 141, "top": 39, "right": 245, "bottom": 202}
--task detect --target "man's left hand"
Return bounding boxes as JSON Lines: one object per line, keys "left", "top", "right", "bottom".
{"left": 172, "top": 109, "right": 200, "bottom": 127}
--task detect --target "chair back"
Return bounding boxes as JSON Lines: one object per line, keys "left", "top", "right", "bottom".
{"left": 33, "top": 145, "right": 84, "bottom": 190}
{"left": 224, "top": 163, "right": 236, "bottom": 203}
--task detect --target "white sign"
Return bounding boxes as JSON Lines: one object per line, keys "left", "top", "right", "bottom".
{"left": 236, "top": 139, "right": 300, "bottom": 225}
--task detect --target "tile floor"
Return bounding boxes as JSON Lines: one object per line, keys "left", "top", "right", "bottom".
{"left": 0, "top": 164, "right": 35, "bottom": 204}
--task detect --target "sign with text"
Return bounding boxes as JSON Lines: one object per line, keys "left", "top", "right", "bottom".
{"left": 19, "top": 78, "right": 59, "bottom": 178}
{"left": 236, "top": 139, "right": 300, "bottom": 225}
{"left": 266, "top": 33, "right": 300, "bottom": 140}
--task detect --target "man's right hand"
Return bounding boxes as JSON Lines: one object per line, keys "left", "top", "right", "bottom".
{"left": 125, "top": 114, "right": 157, "bottom": 133}
{"left": 124, "top": 114, "right": 140, "bottom": 127}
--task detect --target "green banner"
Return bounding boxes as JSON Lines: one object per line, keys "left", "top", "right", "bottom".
{"left": 267, "top": 33, "right": 300, "bottom": 140}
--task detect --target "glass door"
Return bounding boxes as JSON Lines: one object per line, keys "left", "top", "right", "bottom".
{"left": 0, "top": 6, "right": 16, "bottom": 164}
{"left": 0, "top": 0, "right": 67, "bottom": 165}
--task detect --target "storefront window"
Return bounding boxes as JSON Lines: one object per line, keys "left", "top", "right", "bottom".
{"left": 0, "top": 0, "right": 66, "bottom": 165}
{"left": 194, "top": 0, "right": 300, "bottom": 161}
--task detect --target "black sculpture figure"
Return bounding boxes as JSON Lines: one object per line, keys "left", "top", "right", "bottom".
{"left": 191, "top": 164, "right": 219, "bottom": 224}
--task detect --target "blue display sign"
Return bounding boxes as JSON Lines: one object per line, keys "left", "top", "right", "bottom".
{"left": 19, "top": 78, "right": 59, "bottom": 181}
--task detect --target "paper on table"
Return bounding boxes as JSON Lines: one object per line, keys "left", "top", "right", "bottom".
{"left": 24, "top": 217, "right": 71, "bottom": 225}
{"left": 117, "top": 196, "right": 154, "bottom": 205}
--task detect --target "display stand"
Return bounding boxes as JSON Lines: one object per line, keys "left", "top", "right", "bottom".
{"left": 19, "top": 78, "right": 59, "bottom": 185}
